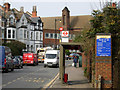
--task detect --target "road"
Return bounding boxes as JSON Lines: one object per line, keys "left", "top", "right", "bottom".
{"left": 2, "top": 60, "right": 72, "bottom": 89}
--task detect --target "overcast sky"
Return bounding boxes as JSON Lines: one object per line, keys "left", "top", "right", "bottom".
{"left": 0, "top": 0, "right": 119, "bottom": 17}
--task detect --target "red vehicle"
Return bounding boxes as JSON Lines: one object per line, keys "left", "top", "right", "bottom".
{"left": 23, "top": 53, "right": 38, "bottom": 66}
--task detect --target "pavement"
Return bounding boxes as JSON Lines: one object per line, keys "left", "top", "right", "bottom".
{"left": 50, "top": 65, "right": 93, "bottom": 89}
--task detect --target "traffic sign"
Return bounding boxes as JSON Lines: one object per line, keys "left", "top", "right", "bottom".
{"left": 62, "top": 31, "right": 69, "bottom": 37}
{"left": 59, "top": 27, "right": 63, "bottom": 31}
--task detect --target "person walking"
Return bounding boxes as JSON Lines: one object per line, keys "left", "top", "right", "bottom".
{"left": 73, "top": 55, "right": 78, "bottom": 68}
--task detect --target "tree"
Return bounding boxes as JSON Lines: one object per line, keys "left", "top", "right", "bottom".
{"left": 74, "top": 2, "right": 120, "bottom": 88}
{"left": 3, "top": 40, "right": 26, "bottom": 56}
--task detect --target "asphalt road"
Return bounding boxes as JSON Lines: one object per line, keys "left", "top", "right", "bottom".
{"left": 2, "top": 60, "right": 72, "bottom": 89}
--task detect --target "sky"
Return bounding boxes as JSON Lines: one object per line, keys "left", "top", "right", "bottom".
{"left": 0, "top": 0, "right": 120, "bottom": 17}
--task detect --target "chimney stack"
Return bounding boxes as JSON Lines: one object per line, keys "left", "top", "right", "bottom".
{"left": 112, "top": 3, "right": 116, "bottom": 8}
{"left": 4, "top": 3, "right": 10, "bottom": 12}
{"left": 20, "top": 7, "right": 24, "bottom": 13}
{"left": 32, "top": 6, "right": 37, "bottom": 17}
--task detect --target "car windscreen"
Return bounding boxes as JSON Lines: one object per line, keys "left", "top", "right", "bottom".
{"left": 37, "top": 50, "right": 44, "bottom": 53}
{"left": 46, "top": 54, "right": 56, "bottom": 59}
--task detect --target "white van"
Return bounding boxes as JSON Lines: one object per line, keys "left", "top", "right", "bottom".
{"left": 44, "top": 50, "right": 59, "bottom": 67}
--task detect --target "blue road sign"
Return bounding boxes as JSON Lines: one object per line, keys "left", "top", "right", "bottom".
{"left": 96, "top": 36, "right": 111, "bottom": 56}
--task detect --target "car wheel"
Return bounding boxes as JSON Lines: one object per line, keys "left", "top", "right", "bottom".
{"left": 11, "top": 66, "right": 14, "bottom": 71}
{"left": 18, "top": 65, "right": 21, "bottom": 69}
{"left": 21, "top": 65, "right": 23, "bottom": 68}
{"left": 33, "top": 62, "right": 36, "bottom": 66}
{"left": 44, "top": 65, "right": 46, "bottom": 68}
{"left": 5, "top": 68, "right": 8, "bottom": 73}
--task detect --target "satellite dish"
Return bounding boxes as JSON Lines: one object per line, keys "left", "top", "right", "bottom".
{"left": 118, "top": 1, "right": 120, "bottom": 9}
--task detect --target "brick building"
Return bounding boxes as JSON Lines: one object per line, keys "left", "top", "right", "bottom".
{"left": 41, "top": 7, "right": 92, "bottom": 49}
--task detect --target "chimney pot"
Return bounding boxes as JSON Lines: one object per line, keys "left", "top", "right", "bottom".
{"left": 32, "top": 6, "right": 37, "bottom": 17}
{"left": 4, "top": 2, "right": 10, "bottom": 12}
{"left": 20, "top": 7, "right": 24, "bottom": 13}
{"left": 112, "top": 3, "right": 116, "bottom": 8}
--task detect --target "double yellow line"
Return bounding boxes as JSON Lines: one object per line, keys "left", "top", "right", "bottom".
{"left": 43, "top": 73, "right": 59, "bottom": 88}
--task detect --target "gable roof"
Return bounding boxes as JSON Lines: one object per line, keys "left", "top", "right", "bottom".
{"left": 30, "top": 17, "right": 42, "bottom": 23}
{"left": 41, "top": 15, "right": 92, "bottom": 30}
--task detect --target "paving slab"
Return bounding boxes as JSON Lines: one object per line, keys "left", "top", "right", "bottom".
{"left": 51, "top": 67, "right": 92, "bottom": 88}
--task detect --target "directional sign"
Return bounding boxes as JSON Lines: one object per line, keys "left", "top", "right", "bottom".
{"left": 59, "top": 27, "right": 63, "bottom": 31}
{"left": 96, "top": 35, "right": 111, "bottom": 56}
{"left": 61, "top": 31, "right": 69, "bottom": 37}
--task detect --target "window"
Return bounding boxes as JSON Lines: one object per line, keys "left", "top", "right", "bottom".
{"left": 36, "top": 45, "right": 39, "bottom": 50}
{"left": 10, "top": 17, "right": 14, "bottom": 25}
{"left": 46, "top": 54, "right": 56, "bottom": 59}
{"left": 36, "top": 32, "right": 39, "bottom": 40}
{"left": 57, "top": 34, "right": 60, "bottom": 39}
{"left": 36, "top": 26, "right": 38, "bottom": 29}
{"left": 12, "top": 30, "right": 15, "bottom": 39}
{"left": 50, "top": 33, "right": 53, "bottom": 38}
{"left": 54, "top": 33, "right": 57, "bottom": 39}
{"left": 40, "top": 27, "right": 42, "bottom": 30}
{"left": 31, "top": 45, "right": 33, "bottom": 51}
{"left": 41, "top": 32, "right": 43, "bottom": 40}
{"left": 31, "top": 32, "right": 33, "bottom": 40}
{"left": 8, "top": 30, "right": 11, "bottom": 38}
{"left": 2, "top": 21, "right": 4, "bottom": 27}
{"left": 24, "top": 30, "right": 27, "bottom": 39}
{"left": 40, "top": 23, "right": 42, "bottom": 27}
{"left": 27, "top": 31, "right": 29, "bottom": 39}
{"left": 45, "top": 33, "right": 49, "bottom": 38}
{"left": 40, "top": 32, "right": 42, "bottom": 40}
{"left": 22, "top": 19, "right": 24, "bottom": 25}
{"left": 19, "top": 30, "right": 23, "bottom": 39}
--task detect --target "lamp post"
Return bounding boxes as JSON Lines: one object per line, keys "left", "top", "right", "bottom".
{"left": 54, "top": 19, "right": 61, "bottom": 49}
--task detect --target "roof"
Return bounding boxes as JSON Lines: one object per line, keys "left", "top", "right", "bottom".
{"left": 30, "top": 17, "right": 42, "bottom": 23}
{"left": 41, "top": 15, "right": 92, "bottom": 30}
{"left": 62, "top": 7, "right": 70, "bottom": 12}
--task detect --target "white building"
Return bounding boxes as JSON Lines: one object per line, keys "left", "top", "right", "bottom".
{"left": 0, "top": 3, "right": 43, "bottom": 53}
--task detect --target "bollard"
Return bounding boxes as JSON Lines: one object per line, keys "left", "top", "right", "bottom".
{"left": 98, "top": 75, "right": 102, "bottom": 89}
{"left": 64, "top": 73, "right": 68, "bottom": 83}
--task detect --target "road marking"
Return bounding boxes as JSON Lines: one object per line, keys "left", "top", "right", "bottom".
{"left": 33, "top": 80, "right": 37, "bottom": 82}
{"left": 12, "top": 80, "right": 16, "bottom": 82}
{"left": 7, "top": 82, "right": 12, "bottom": 84}
{"left": 43, "top": 73, "right": 59, "bottom": 88}
{"left": 2, "top": 84, "right": 7, "bottom": 87}
{"left": 28, "top": 80, "right": 31, "bottom": 82}
{"left": 17, "top": 78, "right": 21, "bottom": 80}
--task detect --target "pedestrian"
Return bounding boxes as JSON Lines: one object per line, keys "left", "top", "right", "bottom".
{"left": 73, "top": 55, "right": 78, "bottom": 68}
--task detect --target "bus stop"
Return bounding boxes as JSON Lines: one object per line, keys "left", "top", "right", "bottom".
{"left": 59, "top": 42, "right": 83, "bottom": 83}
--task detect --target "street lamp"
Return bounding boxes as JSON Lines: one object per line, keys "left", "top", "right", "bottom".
{"left": 54, "top": 19, "right": 61, "bottom": 49}
{"left": 2, "top": 4, "right": 7, "bottom": 44}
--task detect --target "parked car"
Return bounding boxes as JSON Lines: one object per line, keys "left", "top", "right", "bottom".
{"left": 13, "top": 56, "right": 23, "bottom": 69}
{"left": 23, "top": 53, "right": 38, "bottom": 66}
{"left": 0, "top": 46, "right": 14, "bottom": 72}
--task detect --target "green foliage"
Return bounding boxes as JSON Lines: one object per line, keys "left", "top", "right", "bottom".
{"left": 87, "top": 5, "right": 120, "bottom": 38}
{"left": 65, "top": 49, "right": 70, "bottom": 55}
{"left": 3, "top": 40, "right": 26, "bottom": 56}
{"left": 74, "top": 2, "right": 120, "bottom": 87}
